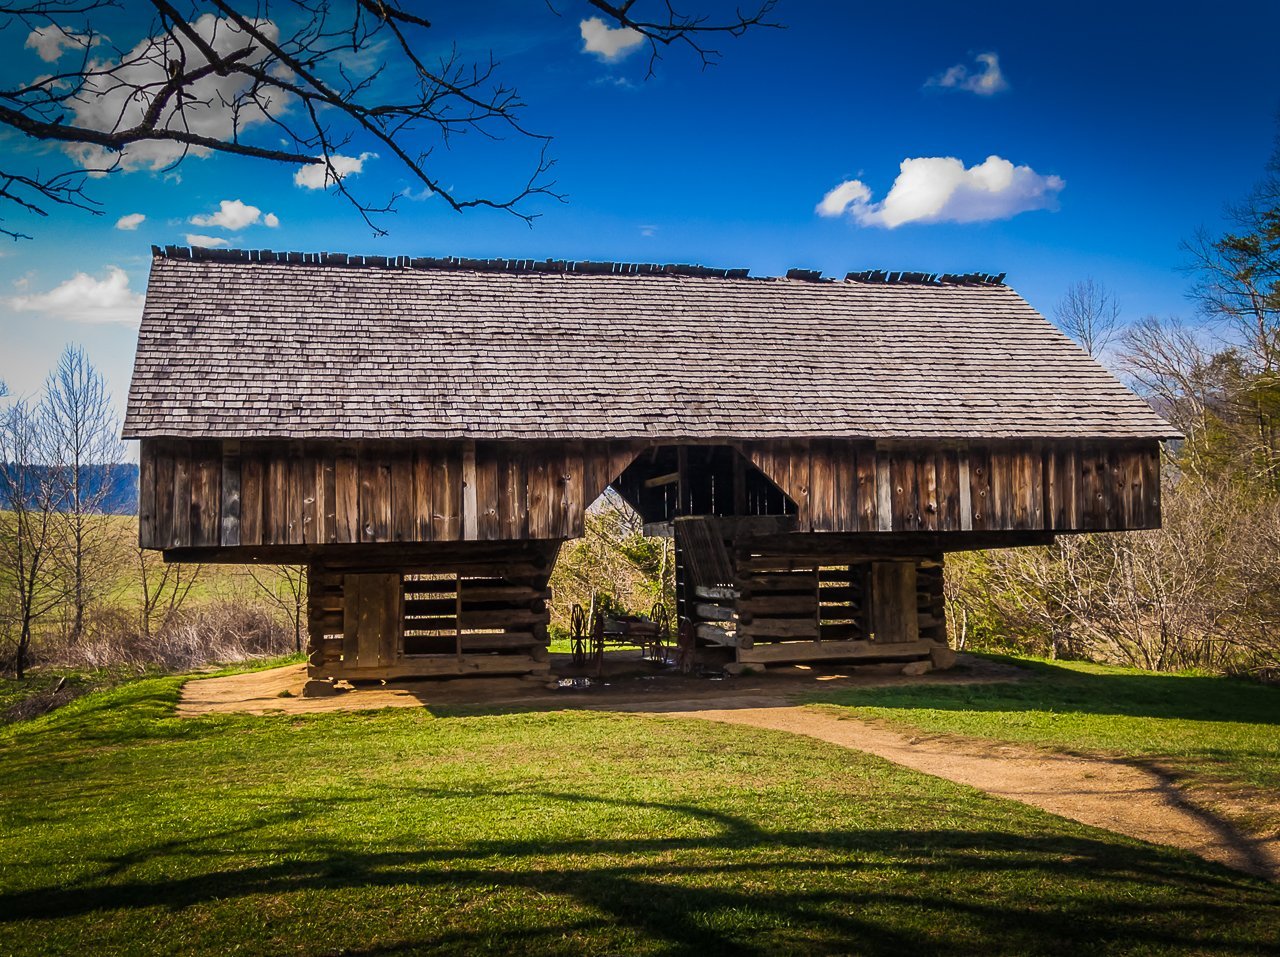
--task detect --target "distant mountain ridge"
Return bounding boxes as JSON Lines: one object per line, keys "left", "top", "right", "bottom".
{"left": 0, "top": 464, "right": 139, "bottom": 515}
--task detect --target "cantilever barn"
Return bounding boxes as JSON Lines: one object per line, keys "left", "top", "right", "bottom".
{"left": 123, "top": 247, "right": 1177, "bottom": 682}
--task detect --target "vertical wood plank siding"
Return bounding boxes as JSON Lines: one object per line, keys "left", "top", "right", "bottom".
{"left": 745, "top": 439, "right": 1161, "bottom": 536}
{"left": 142, "top": 439, "right": 642, "bottom": 549}
{"left": 142, "top": 437, "right": 1162, "bottom": 549}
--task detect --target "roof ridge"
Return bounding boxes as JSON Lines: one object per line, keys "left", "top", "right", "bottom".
{"left": 151, "top": 245, "right": 1006, "bottom": 286}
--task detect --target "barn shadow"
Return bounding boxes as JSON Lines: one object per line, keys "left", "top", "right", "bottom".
{"left": 1, "top": 787, "right": 1276, "bottom": 955}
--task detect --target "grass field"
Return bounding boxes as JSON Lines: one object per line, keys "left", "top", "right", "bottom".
{"left": 811, "top": 656, "right": 1280, "bottom": 833}
{"left": 1, "top": 671, "right": 1279, "bottom": 955}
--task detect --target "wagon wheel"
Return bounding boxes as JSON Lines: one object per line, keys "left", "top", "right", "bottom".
{"left": 650, "top": 602, "right": 670, "bottom": 661}
{"left": 570, "top": 603, "right": 588, "bottom": 668}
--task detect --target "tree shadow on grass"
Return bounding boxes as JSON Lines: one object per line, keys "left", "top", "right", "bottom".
{"left": 2, "top": 788, "right": 1278, "bottom": 956}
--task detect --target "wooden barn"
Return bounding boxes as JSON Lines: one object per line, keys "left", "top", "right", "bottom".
{"left": 123, "top": 247, "right": 1177, "bottom": 683}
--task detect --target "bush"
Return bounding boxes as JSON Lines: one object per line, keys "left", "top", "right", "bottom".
{"left": 45, "top": 602, "right": 295, "bottom": 674}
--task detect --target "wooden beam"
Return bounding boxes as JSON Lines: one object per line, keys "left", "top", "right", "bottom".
{"left": 643, "top": 471, "right": 681, "bottom": 489}
{"left": 738, "top": 638, "right": 933, "bottom": 665}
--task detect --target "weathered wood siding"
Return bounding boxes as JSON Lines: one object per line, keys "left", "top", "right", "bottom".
{"left": 743, "top": 439, "right": 1161, "bottom": 534}
{"left": 141, "top": 439, "right": 640, "bottom": 550}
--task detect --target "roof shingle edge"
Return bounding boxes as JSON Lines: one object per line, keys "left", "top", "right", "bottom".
{"left": 152, "top": 245, "right": 1007, "bottom": 286}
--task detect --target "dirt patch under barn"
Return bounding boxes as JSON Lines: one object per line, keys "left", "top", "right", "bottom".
{"left": 179, "top": 656, "right": 1280, "bottom": 882}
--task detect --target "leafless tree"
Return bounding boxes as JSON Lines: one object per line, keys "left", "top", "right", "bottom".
{"left": 136, "top": 543, "right": 200, "bottom": 639}
{"left": 0, "top": 0, "right": 777, "bottom": 239}
{"left": 246, "top": 563, "right": 306, "bottom": 653}
{"left": 1054, "top": 278, "right": 1121, "bottom": 359}
{"left": 40, "top": 345, "right": 124, "bottom": 644}
{"left": 0, "top": 398, "right": 65, "bottom": 678}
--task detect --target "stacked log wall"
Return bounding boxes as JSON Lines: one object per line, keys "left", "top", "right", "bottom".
{"left": 305, "top": 541, "right": 558, "bottom": 680}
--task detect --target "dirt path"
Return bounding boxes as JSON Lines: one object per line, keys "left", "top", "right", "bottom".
{"left": 178, "top": 663, "right": 1279, "bottom": 881}
{"left": 642, "top": 703, "right": 1280, "bottom": 882}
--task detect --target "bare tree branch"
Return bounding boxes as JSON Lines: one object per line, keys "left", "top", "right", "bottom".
{"left": 0, "top": 0, "right": 775, "bottom": 237}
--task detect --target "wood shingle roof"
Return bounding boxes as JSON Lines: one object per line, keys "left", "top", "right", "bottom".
{"left": 122, "top": 249, "right": 1178, "bottom": 441}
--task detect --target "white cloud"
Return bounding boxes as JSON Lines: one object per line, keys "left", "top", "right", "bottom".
{"left": 63, "top": 14, "right": 287, "bottom": 174}
{"left": 7, "top": 266, "right": 143, "bottom": 324}
{"left": 815, "top": 180, "right": 872, "bottom": 218}
{"left": 815, "top": 155, "right": 1064, "bottom": 229}
{"left": 263, "top": 212, "right": 280, "bottom": 227}
{"left": 185, "top": 234, "right": 231, "bottom": 248}
{"left": 579, "top": 17, "right": 644, "bottom": 62}
{"left": 927, "top": 52, "right": 1008, "bottom": 96}
{"left": 294, "top": 152, "right": 375, "bottom": 189}
{"left": 190, "top": 199, "right": 263, "bottom": 230}
{"left": 25, "top": 26, "right": 92, "bottom": 63}
{"left": 115, "top": 212, "right": 146, "bottom": 231}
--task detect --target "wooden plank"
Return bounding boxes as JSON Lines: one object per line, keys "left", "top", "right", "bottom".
{"left": 919, "top": 451, "right": 939, "bottom": 532}
{"left": 461, "top": 441, "right": 479, "bottom": 540}
{"left": 291, "top": 451, "right": 315, "bottom": 545}
{"left": 474, "top": 444, "right": 501, "bottom": 540}
{"left": 788, "top": 439, "right": 812, "bottom": 530}
{"left": 889, "top": 451, "right": 920, "bottom": 532}
{"left": 319, "top": 455, "right": 336, "bottom": 544}
{"left": 413, "top": 447, "right": 434, "bottom": 542}
{"left": 563, "top": 442, "right": 585, "bottom": 537}
{"left": 499, "top": 447, "right": 527, "bottom": 540}
{"left": 870, "top": 561, "right": 918, "bottom": 644}
{"left": 1081, "top": 449, "right": 1106, "bottom": 529}
{"left": 1138, "top": 444, "right": 1159, "bottom": 528}
{"left": 1107, "top": 447, "right": 1125, "bottom": 529}
{"left": 240, "top": 453, "right": 263, "bottom": 546}
{"left": 220, "top": 443, "right": 241, "bottom": 547}
{"left": 138, "top": 441, "right": 157, "bottom": 548}
{"left": 345, "top": 572, "right": 400, "bottom": 668}
{"left": 373, "top": 456, "right": 393, "bottom": 543}
{"left": 854, "top": 445, "right": 876, "bottom": 532}
{"left": 526, "top": 447, "right": 553, "bottom": 539}
{"left": 342, "top": 574, "right": 361, "bottom": 666}
{"left": 937, "top": 449, "right": 960, "bottom": 532}
{"left": 319, "top": 656, "right": 547, "bottom": 680}
{"left": 830, "top": 441, "right": 852, "bottom": 532}
{"left": 738, "top": 638, "right": 933, "bottom": 665}
{"left": 809, "top": 439, "right": 837, "bottom": 532}
{"left": 875, "top": 450, "right": 893, "bottom": 532}
{"left": 958, "top": 449, "right": 973, "bottom": 532}
{"left": 152, "top": 442, "right": 174, "bottom": 549}
{"left": 334, "top": 453, "right": 359, "bottom": 544}
{"left": 391, "top": 450, "right": 415, "bottom": 543}
{"left": 190, "top": 443, "right": 221, "bottom": 548}
{"left": 171, "top": 440, "right": 191, "bottom": 548}
{"left": 433, "top": 447, "right": 461, "bottom": 540}
{"left": 264, "top": 454, "right": 287, "bottom": 545}
{"left": 1010, "top": 449, "right": 1033, "bottom": 530}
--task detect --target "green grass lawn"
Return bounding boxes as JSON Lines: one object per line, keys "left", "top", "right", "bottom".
{"left": 1, "top": 673, "right": 1278, "bottom": 955}
{"left": 810, "top": 656, "right": 1280, "bottom": 833}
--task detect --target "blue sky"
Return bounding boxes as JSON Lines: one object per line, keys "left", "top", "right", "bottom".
{"left": 2, "top": 0, "right": 1279, "bottom": 439}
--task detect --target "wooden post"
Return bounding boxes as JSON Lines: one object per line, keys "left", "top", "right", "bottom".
{"left": 869, "top": 561, "right": 918, "bottom": 644}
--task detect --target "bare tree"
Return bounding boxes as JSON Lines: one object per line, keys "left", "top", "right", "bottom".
{"left": 41, "top": 345, "right": 124, "bottom": 644}
{"left": 246, "top": 564, "right": 306, "bottom": 653}
{"left": 1054, "top": 278, "right": 1121, "bottom": 358}
{"left": 136, "top": 543, "right": 201, "bottom": 640}
{"left": 1, "top": 0, "right": 777, "bottom": 239}
{"left": 0, "top": 399, "right": 64, "bottom": 678}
